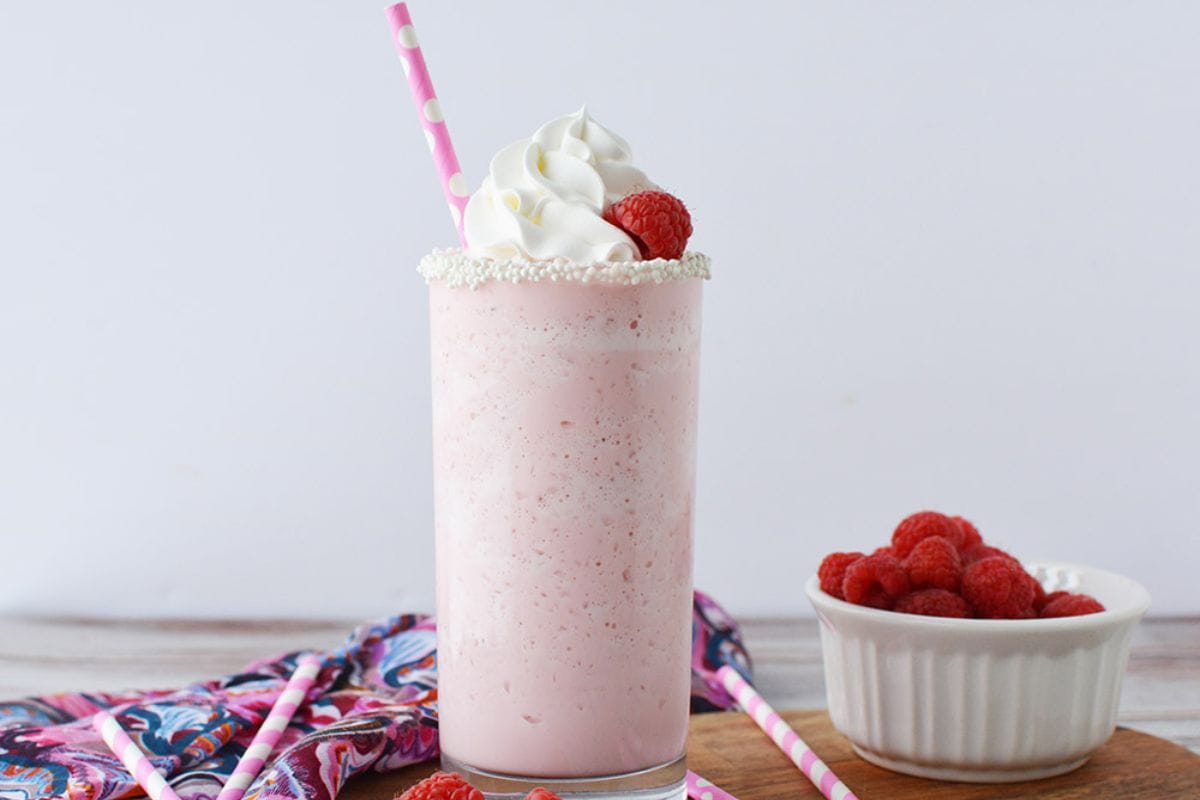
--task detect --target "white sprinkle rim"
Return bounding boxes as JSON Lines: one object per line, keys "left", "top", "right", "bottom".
{"left": 418, "top": 249, "right": 712, "bottom": 289}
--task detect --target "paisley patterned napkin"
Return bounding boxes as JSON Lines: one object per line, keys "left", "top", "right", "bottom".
{"left": 0, "top": 591, "right": 750, "bottom": 800}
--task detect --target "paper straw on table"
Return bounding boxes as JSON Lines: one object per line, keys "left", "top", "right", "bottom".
{"left": 717, "top": 666, "right": 859, "bottom": 800}
{"left": 214, "top": 654, "right": 324, "bottom": 800}
{"left": 92, "top": 710, "right": 183, "bottom": 800}
{"left": 687, "top": 769, "right": 740, "bottom": 800}
{"left": 385, "top": 2, "right": 470, "bottom": 247}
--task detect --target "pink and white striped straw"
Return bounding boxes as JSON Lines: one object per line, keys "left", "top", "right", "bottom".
{"left": 717, "top": 666, "right": 859, "bottom": 800}
{"left": 92, "top": 710, "right": 183, "bottom": 800}
{"left": 687, "top": 770, "right": 740, "bottom": 800}
{"left": 215, "top": 655, "right": 323, "bottom": 800}
{"left": 385, "top": 3, "right": 470, "bottom": 247}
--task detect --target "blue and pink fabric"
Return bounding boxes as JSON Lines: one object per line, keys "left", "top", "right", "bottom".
{"left": 0, "top": 591, "right": 750, "bottom": 800}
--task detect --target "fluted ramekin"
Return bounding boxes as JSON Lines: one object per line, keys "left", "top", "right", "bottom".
{"left": 806, "top": 563, "right": 1150, "bottom": 782}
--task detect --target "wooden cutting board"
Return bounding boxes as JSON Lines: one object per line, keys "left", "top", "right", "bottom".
{"left": 339, "top": 710, "right": 1200, "bottom": 799}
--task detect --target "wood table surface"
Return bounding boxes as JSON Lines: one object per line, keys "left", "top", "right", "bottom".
{"left": 1, "top": 616, "right": 1197, "bottom": 796}
{"left": 334, "top": 710, "right": 1200, "bottom": 800}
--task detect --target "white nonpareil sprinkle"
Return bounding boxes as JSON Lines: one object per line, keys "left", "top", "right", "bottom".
{"left": 418, "top": 249, "right": 712, "bottom": 289}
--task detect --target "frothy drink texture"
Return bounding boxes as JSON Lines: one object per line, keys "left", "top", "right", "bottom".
{"left": 421, "top": 107, "right": 706, "bottom": 789}
{"left": 430, "top": 275, "right": 702, "bottom": 777}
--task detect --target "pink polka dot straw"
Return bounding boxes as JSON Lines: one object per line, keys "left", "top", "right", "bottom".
{"left": 717, "top": 666, "right": 859, "bottom": 800}
{"left": 215, "top": 655, "right": 324, "bottom": 800}
{"left": 92, "top": 710, "right": 184, "bottom": 800}
{"left": 385, "top": 3, "right": 470, "bottom": 247}
{"left": 687, "top": 770, "right": 740, "bottom": 800}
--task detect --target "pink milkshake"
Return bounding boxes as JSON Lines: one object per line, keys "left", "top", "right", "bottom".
{"left": 422, "top": 109, "right": 709, "bottom": 798}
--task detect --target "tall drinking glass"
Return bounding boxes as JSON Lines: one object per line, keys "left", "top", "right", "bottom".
{"left": 425, "top": 252, "right": 706, "bottom": 799}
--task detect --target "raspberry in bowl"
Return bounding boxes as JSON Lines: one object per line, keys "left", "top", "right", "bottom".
{"left": 806, "top": 511, "right": 1151, "bottom": 782}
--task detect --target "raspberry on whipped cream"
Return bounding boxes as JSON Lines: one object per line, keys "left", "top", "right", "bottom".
{"left": 463, "top": 107, "right": 660, "bottom": 263}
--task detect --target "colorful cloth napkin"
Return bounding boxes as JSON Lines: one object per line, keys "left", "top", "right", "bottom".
{"left": 0, "top": 591, "right": 750, "bottom": 800}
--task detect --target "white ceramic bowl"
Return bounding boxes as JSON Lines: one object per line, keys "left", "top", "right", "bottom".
{"left": 806, "top": 562, "right": 1151, "bottom": 782}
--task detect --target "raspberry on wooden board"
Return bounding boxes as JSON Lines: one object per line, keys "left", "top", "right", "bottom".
{"left": 396, "top": 773, "right": 483, "bottom": 800}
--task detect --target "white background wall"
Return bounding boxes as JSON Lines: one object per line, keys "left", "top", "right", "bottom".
{"left": 2, "top": 1, "right": 1196, "bottom": 620}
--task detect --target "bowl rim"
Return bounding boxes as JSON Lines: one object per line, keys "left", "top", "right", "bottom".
{"left": 805, "top": 561, "right": 1151, "bottom": 632}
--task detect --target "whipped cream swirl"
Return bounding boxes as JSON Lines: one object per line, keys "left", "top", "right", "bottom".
{"left": 463, "top": 107, "right": 657, "bottom": 263}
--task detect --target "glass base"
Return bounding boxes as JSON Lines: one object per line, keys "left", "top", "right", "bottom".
{"left": 440, "top": 753, "right": 687, "bottom": 800}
